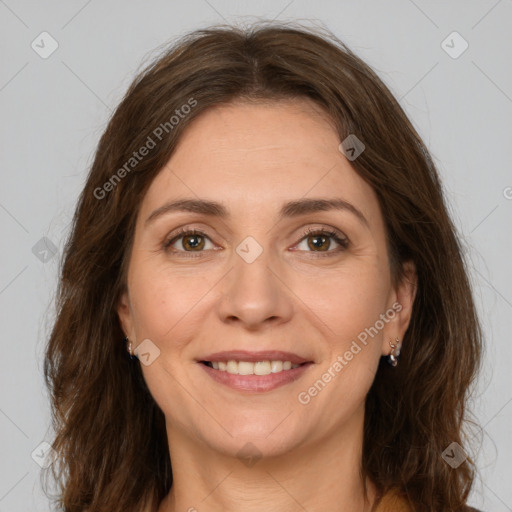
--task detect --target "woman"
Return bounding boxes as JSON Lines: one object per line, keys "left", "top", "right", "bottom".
{"left": 43, "top": 21, "right": 484, "bottom": 511}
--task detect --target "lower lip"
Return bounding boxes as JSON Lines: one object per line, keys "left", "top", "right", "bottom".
{"left": 198, "top": 362, "right": 314, "bottom": 392}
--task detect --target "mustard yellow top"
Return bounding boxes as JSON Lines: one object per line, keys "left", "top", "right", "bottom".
{"left": 148, "top": 488, "right": 412, "bottom": 512}
{"left": 374, "top": 488, "right": 411, "bottom": 512}
{"left": 149, "top": 487, "right": 484, "bottom": 511}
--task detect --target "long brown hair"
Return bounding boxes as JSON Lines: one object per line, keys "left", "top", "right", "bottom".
{"left": 43, "top": 21, "right": 483, "bottom": 511}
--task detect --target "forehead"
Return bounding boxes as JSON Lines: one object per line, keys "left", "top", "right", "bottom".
{"left": 138, "top": 99, "right": 380, "bottom": 225}
{"left": 169, "top": 98, "right": 339, "bottom": 172}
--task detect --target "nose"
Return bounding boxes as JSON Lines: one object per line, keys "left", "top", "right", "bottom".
{"left": 215, "top": 246, "right": 294, "bottom": 330}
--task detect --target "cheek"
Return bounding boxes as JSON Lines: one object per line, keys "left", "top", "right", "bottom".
{"left": 307, "top": 264, "right": 389, "bottom": 407}
{"left": 128, "top": 248, "right": 243, "bottom": 368}
{"left": 128, "top": 261, "right": 214, "bottom": 345}
{"left": 295, "top": 267, "right": 387, "bottom": 426}
{"left": 295, "top": 261, "right": 390, "bottom": 343}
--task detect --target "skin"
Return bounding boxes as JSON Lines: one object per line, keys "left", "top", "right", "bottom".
{"left": 117, "top": 98, "right": 417, "bottom": 512}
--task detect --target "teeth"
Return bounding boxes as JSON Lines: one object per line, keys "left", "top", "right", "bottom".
{"left": 270, "top": 360, "right": 283, "bottom": 373}
{"left": 207, "top": 360, "right": 300, "bottom": 375}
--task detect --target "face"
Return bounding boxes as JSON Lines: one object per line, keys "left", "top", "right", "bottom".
{"left": 117, "top": 98, "right": 416, "bottom": 459}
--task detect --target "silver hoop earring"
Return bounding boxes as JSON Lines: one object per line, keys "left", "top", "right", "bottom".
{"left": 387, "top": 337, "right": 401, "bottom": 367}
{"left": 124, "top": 336, "right": 137, "bottom": 360}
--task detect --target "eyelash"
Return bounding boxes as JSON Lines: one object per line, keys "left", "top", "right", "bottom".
{"left": 162, "top": 226, "right": 349, "bottom": 259}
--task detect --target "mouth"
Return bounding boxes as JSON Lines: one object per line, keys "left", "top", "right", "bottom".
{"left": 196, "top": 350, "right": 314, "bottom": 392}
{"left": 199, "top": 360, "right": 305, "bottom": 375}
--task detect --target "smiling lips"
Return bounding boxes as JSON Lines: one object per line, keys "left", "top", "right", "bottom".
{"left": 205, "top": 359, "right": 300, "bottom": 375}
{"left": 198, "top": 350, "right": 314, "bottom": 392}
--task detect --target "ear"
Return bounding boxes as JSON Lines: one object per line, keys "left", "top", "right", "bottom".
{"left": 117, "top": 289, "right": 136, "bottom": 343}
{"left": 381, "top": 260, "right": 417, "bottom": 355}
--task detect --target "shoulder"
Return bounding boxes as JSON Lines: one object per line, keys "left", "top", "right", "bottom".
{"left": 374, "top": 488, "right": 411, "bottom": 512}
{"left": 375, "top": 488, "right": 485, "bottom": 512}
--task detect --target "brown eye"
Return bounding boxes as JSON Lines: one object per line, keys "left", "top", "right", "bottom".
{"left": 163, "top": 229, "right": 213, "bottom": 254}
{"left": 294, "top": 229, "right": 349, "bottom": 256}
{"left": 180, "top": 234, "right": 206, "bottom": 251}
{"left": 307, "top": 234, "right": 331, "bottom": 251}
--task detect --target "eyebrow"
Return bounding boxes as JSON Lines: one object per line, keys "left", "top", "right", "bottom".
{"left": 145, "top": 197, "right": 369, "bottom": 228}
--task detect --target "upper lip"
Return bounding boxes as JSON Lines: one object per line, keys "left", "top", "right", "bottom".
{"left": 198, "top": 350, "right": 312, "bottom": 365}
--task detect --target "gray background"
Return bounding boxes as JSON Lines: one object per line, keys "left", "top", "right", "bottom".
{"left": 1, "top": 0, "right": 511, "bottom": 510}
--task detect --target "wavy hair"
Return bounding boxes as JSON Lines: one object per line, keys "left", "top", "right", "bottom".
{"left": 43, "top": 21, "right": 483, "bottom": 511}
